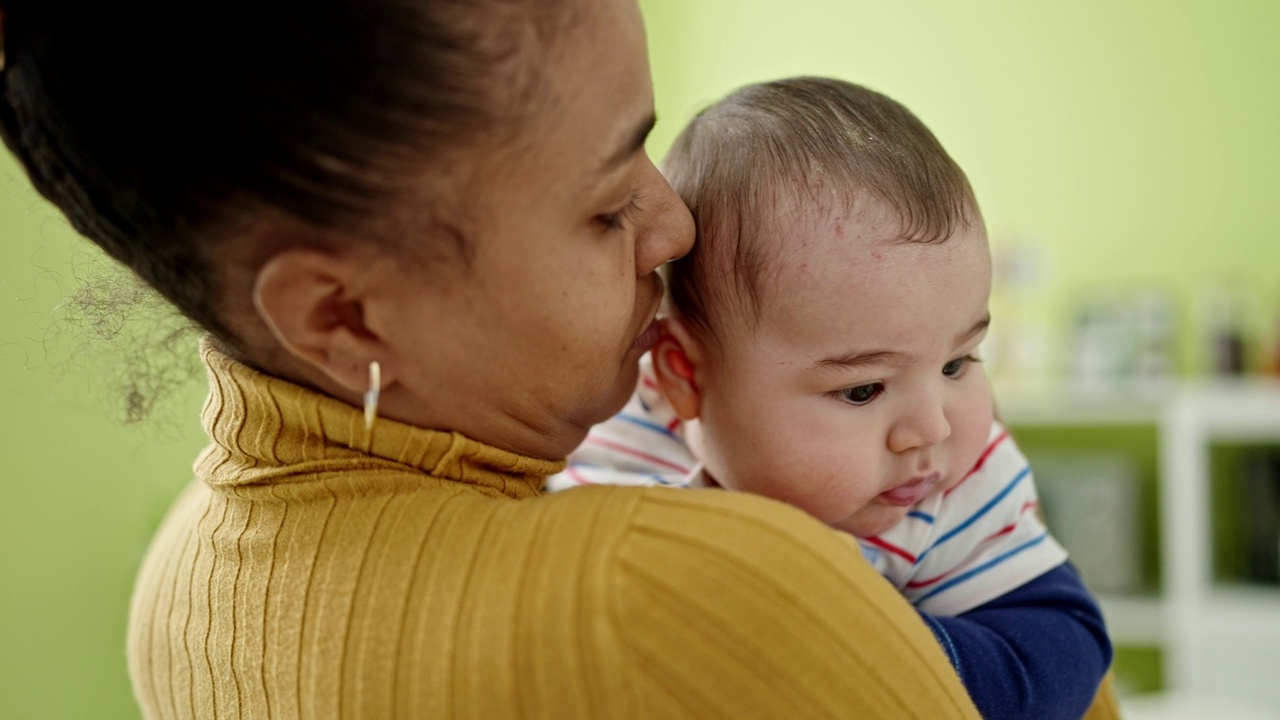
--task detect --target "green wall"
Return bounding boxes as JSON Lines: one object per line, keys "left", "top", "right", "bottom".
{"left": 2, "top": 2, "right": 1280, "bottom": 716}
{"left": 0, "top": 154, "right": 204, "bottom": 718}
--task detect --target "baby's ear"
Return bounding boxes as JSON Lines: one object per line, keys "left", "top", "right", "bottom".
{"left": 652, "top": 316, "right": 704, "bottom": 421}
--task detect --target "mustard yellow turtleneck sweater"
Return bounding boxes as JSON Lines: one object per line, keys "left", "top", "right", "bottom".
{"left": 126, "top": 343, "right": 983, "bottom": 719}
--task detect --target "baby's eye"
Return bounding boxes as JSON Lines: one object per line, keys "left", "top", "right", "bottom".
{"left": 942, "top": 355, "right": 979, "bottom": 378}
{"left": 839, "top": 383, "right": 883, "bottom": 405}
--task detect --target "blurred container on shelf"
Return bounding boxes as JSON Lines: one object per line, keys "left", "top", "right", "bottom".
{"left": 1206, "top": 286, "right": 1248, "bottom": 376}
{"left": 1067, "top": 287, "right": 1177, "bottom": 398}
{"left": 1034, "top": 453, "right": 1144, "bottom": 594}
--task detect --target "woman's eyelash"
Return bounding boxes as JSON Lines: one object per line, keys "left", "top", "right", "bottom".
{"left": 596, "top": 192, "right": 643, "bottom": 231}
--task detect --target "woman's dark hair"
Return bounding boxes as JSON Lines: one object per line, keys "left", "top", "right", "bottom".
{"left": 0, "top": 0, "right": 564, "bottom": 343}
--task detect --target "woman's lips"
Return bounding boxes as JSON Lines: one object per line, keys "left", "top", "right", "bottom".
{"left": 879, "top": 472, "right": 942, "bottom": 506}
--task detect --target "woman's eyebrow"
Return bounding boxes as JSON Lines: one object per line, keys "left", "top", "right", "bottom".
{"left": 599, "top": 112, "right": 657, "bottom": 175}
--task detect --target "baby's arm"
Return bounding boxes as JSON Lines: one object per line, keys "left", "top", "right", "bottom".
{"left": 917, "top": 562, "right": 1112, "bottom": 720}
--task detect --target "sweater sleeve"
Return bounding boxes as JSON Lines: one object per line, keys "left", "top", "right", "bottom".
{"left": 602, "top": 487, "right": 982, "bottom": 719}
{"left": 917, "top": 563, "right": 1113, "bottom": 720}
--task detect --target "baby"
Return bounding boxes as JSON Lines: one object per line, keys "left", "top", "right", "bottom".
{"left": 552, "top": 78, "right": 1112, "bottom": 719}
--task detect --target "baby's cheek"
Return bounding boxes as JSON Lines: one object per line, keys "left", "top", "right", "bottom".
{"left": 953, "top": 387, "right": 996, "bottom": 468}
{"left": 792, "top": 466, "right": 871, "bottom": 526}
{"left": 939, "top": 472, "right": 968, "bottom": 495}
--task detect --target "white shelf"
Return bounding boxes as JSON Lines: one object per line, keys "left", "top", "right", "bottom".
{"left": 1176, "top": 587, "right": 1280, "bottom": 711}
{"left": 1001, "top": 377, "right": 1280, "bottom": 707}
{"left": 1160, "top": 380, "right": 1280, "bottom": 700}
{"left": 993, "top": 376, "right": 1163, "bottom": 427}
{"left": 994, "top": 376, "right": 1280, "bottom": 429}
{"left": 1167, "top": 381, "right": 1280, "bottom": 440}
{"left": 1097, "top": 594, "right": 1166, "bottom": 646}
{"left": 1202, "top": 585, "right": 1280, "bottom": 621}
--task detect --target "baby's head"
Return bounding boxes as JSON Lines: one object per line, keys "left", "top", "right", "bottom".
{"left": 653, "top": 77, "right": 996, "bottom": 537}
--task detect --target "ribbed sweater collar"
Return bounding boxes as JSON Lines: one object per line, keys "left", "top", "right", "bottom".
{"left": 194, "top": 339, "right": 563, "bottom": 499}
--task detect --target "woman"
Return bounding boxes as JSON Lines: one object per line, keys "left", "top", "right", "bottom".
{"left": 0, "top": 0, "right": 1114, "bottom": 717}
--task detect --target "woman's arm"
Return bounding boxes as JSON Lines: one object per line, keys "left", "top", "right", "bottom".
{"left": 918, "top": 563, "right": 1113, "bottom": 720}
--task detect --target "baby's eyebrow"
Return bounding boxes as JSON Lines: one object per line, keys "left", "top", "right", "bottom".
{"left": 813, "top": 315, "right": 991, "bottom": 371}
{"left": 814, "top": 349, "right": 913, "bottom": 370}
{"left": 955, "top": 315, "right": 992, "bottom": 345}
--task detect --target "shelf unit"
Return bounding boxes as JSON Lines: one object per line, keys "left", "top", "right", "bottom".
{"left": 1161, "top": 382, "right": 1280, "bottom": 709}
{"left": 997, "top": 377, "right": 1280, "bottom": 708}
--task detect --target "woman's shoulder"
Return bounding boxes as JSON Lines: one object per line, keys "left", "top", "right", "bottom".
{"left": 539, "top": 483, "right": 861, "bottom": 558}
{"left": 527, "top": 485, "right": 976, "bottom": 718}
{"left": 531, "top": 484, "right": 881, "bottom": 607}
{"left": 128, "top": 478, "right": 975, "bottom": 718}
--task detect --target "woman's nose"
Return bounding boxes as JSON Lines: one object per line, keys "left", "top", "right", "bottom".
{"left": 634, "top": 157, "right": 694, "bottom": 276}
{"left": 887, "top": 400, "right": 952, "bottom": 454}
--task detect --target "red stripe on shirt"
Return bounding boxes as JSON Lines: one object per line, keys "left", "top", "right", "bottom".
{"left": 983, "top": 523, "right": 1018, "bottom": 542}
{"left": 905, "top": 571, "right": 952, "bottom": 590}
{"left": 945, "top": 429, "right": 1011, "bottom": 497}
{"left": 864, "top": 535, "right": 918, "bottom": 564}
{"left": 567, "top": 465, "right": 593, "bottom": 486}
{"left": 906, "top": 500, "right": 1041, "bottom": 589}
{"left": 584, "top": 436, "right": 692, "bottom": 474}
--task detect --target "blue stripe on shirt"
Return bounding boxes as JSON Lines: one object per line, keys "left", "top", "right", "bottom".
{"left": 568, "top": 460, "right": 679, "bottom": 486}
{"left": 615, "top": 412, "right": 680, "bottom": 440}
{"left": 908, "top": 510, "right": 936, "bottom": 523}
{"left": 917, "top": 466, "right": 1030, "bottom": 564}
{"left": 915, "top": 532, "right": 1049, "bottom": 604}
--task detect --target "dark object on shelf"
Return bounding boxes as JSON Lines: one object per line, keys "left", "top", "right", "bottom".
{"left": 1213, "top": 328, "right": 1247, "bottom": 376}
{"left": 1241, "top": 449, "right": 1280, "bottom": 585}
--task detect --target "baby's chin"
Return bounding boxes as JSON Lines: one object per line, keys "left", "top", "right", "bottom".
{"left": 838, "top": 504, "right": 911, "bottom": 538}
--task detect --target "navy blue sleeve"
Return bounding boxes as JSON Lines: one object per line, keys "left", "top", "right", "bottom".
{"left": 917, "top": 562, "right": 1113, "bottom": 720}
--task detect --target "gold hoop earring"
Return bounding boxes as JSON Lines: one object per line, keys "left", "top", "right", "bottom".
{"left": 363, "top": 360, "right": 381, "bottom": 432}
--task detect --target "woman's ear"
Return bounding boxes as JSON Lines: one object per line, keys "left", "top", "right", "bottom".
{"left": 252, "top": 247, "right": 396, "bottom": 395}
{"left": 652, "top": 317, "right": 705, "bottom": 421}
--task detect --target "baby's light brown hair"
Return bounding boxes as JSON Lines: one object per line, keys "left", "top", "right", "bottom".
{"left": 662, "top": 76, "right": 980, "bottom": 349}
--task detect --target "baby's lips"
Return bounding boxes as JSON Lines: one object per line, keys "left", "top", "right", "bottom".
{"left": 879, "top": 472, "right": 941, "bottom": 506}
